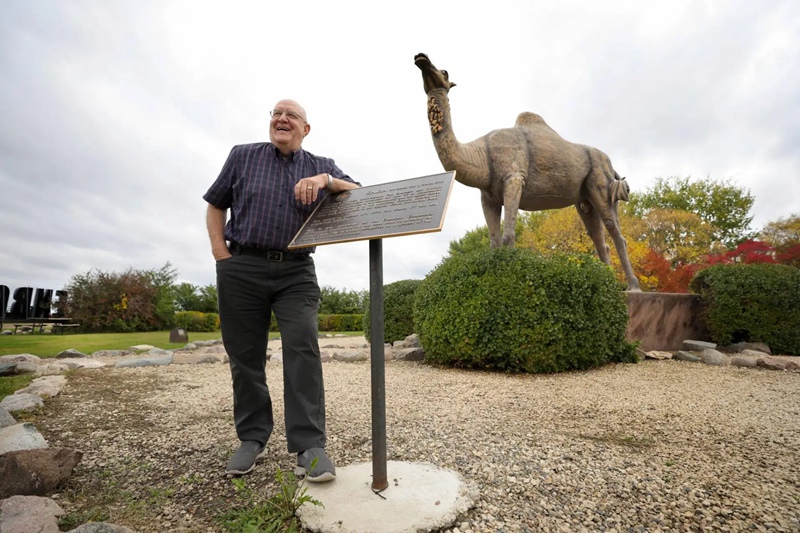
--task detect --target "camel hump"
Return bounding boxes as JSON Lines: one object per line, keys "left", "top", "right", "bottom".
{"left": 514, "top": 112, "right": 548, "bottom": 128}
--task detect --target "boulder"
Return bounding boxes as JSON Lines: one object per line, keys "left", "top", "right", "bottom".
{"left": 700, "top": 349, "right": 729, "bottom": 366}
{"left": 54, "top": 358, "right": 107, "bottom": 369}
{"left": 394, "top": 347, "right": 425, "bottom": 362}
{"left": 0, "top": 354, "right": 42, "bottom": 364}
{"left": 16, "top": 376, "right": 66, "bottom": 398}
{"left": 0, "top": 362, "right": 17, "bottom": 376}
{"left": 0, "top": 495, "right": 63, "bottom": 533}
{"left": 0, "top": 407, "right": 16, "bottom": 429}
{"left": 721, "top": 342, "right": 771, "bottom": 355}
{"left": 731, "top": 356, "right": 758, "bottom": 368}
{"left": 128, "top": 344, "right": 157, "bottom": 352}
{"left": 0, "top": 448, "right": 83, "bottom": 498}
{"left": 757, "top": 357, "right": 789, "bottom": 371}
{"left": 644, "top": 350, "right": 672, "bottom": 360}
{"left": 333, "top": 351, "right": 369, "bottom": 363}
{"left": 0, "top": 423, "right": 48, "bottom": 454}
{"left": 674, "top": 351, "right": 700, "bottom": 362}
{"left": 55, "top": 349, "right": 87, "bottom": 359}
{"left": 0, "top": 393, "right": 44, "bottom": 413}
{"left": 114, "top": 354, "right": 173, "bottom": 368}
{"left": 90, "top": 350, "right": 134, "bottom": 358}
{"left": 682, "top": 340, "right": 716, "bottom": 352}
{"left": 35, "top": 363, "right": 73, "bottom": 376}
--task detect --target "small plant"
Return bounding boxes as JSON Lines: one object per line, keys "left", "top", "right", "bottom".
{"left": 220, "top": 460, "right": 323, "bottom": 532}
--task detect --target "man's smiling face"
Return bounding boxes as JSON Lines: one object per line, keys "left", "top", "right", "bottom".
{"left": 269, "top": 99, "right": 310, "bottom": 155}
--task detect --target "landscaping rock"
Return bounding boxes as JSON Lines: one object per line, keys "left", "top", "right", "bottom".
{"left": 683, "top": 340, "right": 716, "bottom": 351}
{"left": 0, "top": 495, "right": 63, "bottom": 533}
{"left": 731, "top": 356, "right": 759, "bottom": 368}
{"left": 0, "top": 362, "right": 17, "bottom": 376}
{"left": 56, "top": 349, "right": 87, "bottom": 359}
{"left": 333, "top": 351, "right": 369, "bottom": 363}
{"left": 0, "top": 407, "right": 16, "bottom": 429}
{"left": 644, "top": 350, "right": 672, "bottom": 360}
{"left": 0, "top": 423, "right": 48, "bottom": 454}
{"left": 128, "top": 344, "right": 158, "bottom": 352}
{"left": 114, "top": 354, "right": 173, "bottom": 368}
{"left": 0, "top": 448, "right": 83, "bottom": 498}
{"left": 757, "top": 356, "right": 790, "bottom": 371}
{"left": 722, "top": 341, "right": 771, "bottom": 355}
{"left": 0, "top": 393, "right": 45, "bottom": 413}
{"left": 700, "top": 349, "right": 729, "bottom": 366}
{"left": 674, "top": 351, "right": 700, "bottom": 362}
{"left": 394, "top": 347, "right": 426, "bottom": 361}
{"left": 53, "top": 358, "right": 107, "bottom": 369}
{"left": 35, "top": 363, "right": 74, "bottom": 376}
{"left": 16, "top": 376, "right": 67, "bottom": 398}
{"left": 91, "top": 350, "right": 134, "bottom": 358}
{"left": 0, "top": 354, "right": 42, "bottom": 364}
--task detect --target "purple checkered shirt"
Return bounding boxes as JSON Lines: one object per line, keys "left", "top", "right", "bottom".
{"left": 203, "top": 143, "right": 359, "bottom": 253}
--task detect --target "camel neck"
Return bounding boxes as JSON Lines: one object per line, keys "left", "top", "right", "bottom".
{"left": 426, "top": 90, "right": 489, "bottom": 189}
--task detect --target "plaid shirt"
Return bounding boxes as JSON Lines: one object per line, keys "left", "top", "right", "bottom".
{"left": 203, "top": 143, "right": 359, "bottom": 253}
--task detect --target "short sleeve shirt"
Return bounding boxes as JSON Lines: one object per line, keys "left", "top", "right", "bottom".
{"left": 203, "top": 143, "right": 360, "bottom": 253}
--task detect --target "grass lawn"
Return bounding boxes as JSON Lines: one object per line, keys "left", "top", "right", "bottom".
{"left": 0, "top": 330, "right": 224, "bottom": 358}
{"left": 0, "top": 330, "right": 364, "bottom": 358}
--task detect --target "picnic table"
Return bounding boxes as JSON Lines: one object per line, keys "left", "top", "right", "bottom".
{"left": 0, "top": 317, "right": 79, "bottom": 334}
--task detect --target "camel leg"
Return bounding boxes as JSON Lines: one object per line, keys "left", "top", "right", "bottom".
{"left": 501, "top": 174, "right": 525, "bottom": 247}
{"left": 575, "top": 203, "right": 611, "bottom": 265}
{"left": 481, "top": 192, "right": 503, "bottom": 248}
{"left": 584, "top": 185, "right": 641, "bottom": 291}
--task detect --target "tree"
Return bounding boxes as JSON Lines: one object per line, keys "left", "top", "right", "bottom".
{"left": 174, "top": 282, "right": 218, "bottom": 313}
{"left": 759, "top": 214, "right": 800, "bottom": 253}
{"left": 517, "top": 208, "right": 595, "bottom": 255}
{"left": 145, "top": 263, "right": 178, "bottom": 328}
{"left": 447, "top": 219, "right": 526, "bottom": 257}
{"left": 627, "top": 176, "right": 755, "bottom": 249}
{"left": 623, "top": 207, "right": 717, "bottom": 266}
{"left": 197, "top": 284, "right": 218, "bottom": 313}
{"left": 319, "top": 286, "right": 366, "bottom": 315}
{"left": 174, "top": 282, "right": 202, "bottom": 312}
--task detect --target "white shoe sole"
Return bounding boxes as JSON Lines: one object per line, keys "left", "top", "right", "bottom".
{"left": 294, "top": 465, "right": 336, "bottom": 482}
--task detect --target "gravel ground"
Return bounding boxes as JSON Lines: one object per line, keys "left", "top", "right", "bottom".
{"left": 34, "top": 337, "right": 800, "bottom": 532}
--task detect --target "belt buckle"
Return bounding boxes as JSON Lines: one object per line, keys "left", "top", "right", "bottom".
{"left": 267, "top": 251, "right": 283, "bottom": 262}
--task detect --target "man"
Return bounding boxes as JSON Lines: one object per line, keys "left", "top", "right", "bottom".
{"left": 203, "top": 99, "right": 360, "bottom": 481}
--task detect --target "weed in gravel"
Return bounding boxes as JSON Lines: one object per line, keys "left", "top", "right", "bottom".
{"left": 220, "top": 460, "right": 323, "bottom": 532}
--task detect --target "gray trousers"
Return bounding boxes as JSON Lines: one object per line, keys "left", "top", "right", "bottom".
{"left": 216, "top": 253, "right": 325, "bottom": 453}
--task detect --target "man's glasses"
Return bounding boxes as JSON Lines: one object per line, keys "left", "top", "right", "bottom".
{"left": 270, "top": 109, "right": 306, "bottom": 123}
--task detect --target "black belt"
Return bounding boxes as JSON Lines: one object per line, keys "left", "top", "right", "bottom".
{"left": 229, "top": 242, "right": 309, "bottom": 262}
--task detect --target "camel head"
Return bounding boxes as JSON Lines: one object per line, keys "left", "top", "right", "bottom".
{"left": 415, "top": 53, "right": 456, "bottom": 95}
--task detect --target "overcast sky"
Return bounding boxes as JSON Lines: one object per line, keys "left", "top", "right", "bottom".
{"left": 1, "top": 0, "right": 798, "bottom": 298}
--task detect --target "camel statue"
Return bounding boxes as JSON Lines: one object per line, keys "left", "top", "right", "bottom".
{"left": 414, "top": 52, "right": 641, "bottom": 291}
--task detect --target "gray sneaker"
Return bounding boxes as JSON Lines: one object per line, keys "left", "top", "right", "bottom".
{"left": 295, "top": 447, "right": 336, "bottom": 482}
{"left": 226, "top": 441, "right": 266, "bottom": 475}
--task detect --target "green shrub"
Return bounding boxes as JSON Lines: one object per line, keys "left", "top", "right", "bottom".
{"left": 363, "top": 279, "right": 423, "bottom": 344}
{"left": 174, "top": 311, "right": 220, "bottom": 332}
{"left": 690, "top": 263, "right": 800, "bottom": 355}
{"left": 318, "top": 314, "right": 364, "bottom": 332}
{"left": 413, "top": 248, "right": 637, "bottom": 373}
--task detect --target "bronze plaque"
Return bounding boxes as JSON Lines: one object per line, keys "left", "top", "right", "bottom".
{"left": 288, "top": 171, "right": 456, "bottom": 249}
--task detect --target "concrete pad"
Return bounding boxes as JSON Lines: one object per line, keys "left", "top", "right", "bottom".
{"left": 297, "top": 461, "right": 477, "bottom": 533}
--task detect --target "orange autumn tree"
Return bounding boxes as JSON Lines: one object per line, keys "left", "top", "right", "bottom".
{"left": 517, "top": 208, "right": 656, "bottom": 289}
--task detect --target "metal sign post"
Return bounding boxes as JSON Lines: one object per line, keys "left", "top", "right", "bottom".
{"left": 288, "top": 171, "right": 455, "bottom": 492}
{"left": 369, "top": 238, "right": 388, "bottom": 491}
